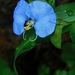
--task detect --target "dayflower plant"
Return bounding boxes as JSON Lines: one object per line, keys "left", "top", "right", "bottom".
{"left": 12, "top": 1, "right": 75, "bottom": 75}
{"left": 13, "top": 0, "right": 56, "bottom": 38}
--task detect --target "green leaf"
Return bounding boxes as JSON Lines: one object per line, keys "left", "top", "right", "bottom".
{"left": 47, "top": 0, "right": 55, "bottom": 7}
{"left": 55, "top": 2, "right": 75, "bottom": 22}
{"left": 62, "top": 24, "right": 71, "bottom": 34}
{"left": 15, "top": 29, "right": 37, "bottom": 57}
{"left": 70, "top": 21, "right": 75, "bottom": 43}
{"left": 67, "top": 61, "right": 75, "bottom": 68}
{"left": 50, "top": 18, "right": 71, "bottom": 49}
{"left": 55, "top": 70, "right": 67, "bottom": 75}
{"left": 61, "top": 43, "right": 75, "bottom": 68}
{"left": 15, "top": 38, "right": 36, "bottom": 58}
{"left": 0, "top": 59, "right": 15, "bottom": 75}
{"left": 50, "top": 25, "right": 63, "bottom": 48}
{"left": 14, "top": 40, "right": 37, "bottom": 75}
{"left": 57, "top": 19, "right": 71, "bottom": 34}
{"left": 38, "top": 64, "right": 50, "bottom": 75}
{"left": 68, "top": 68, "right": 75, "bottom": 75}
{"left": 14, "top": 29, "right": 38, "bottom": 75}
{"left": 54, "top": 2, "right": 75, "bottom": 48}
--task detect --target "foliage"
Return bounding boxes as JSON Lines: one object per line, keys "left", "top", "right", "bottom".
{"left": 0, "top": 0, "right": 75, "bottom": 75}
{"left": 38, "top": 64, "right": 50, "bottom": 75}
{"left": 14, "top": 0, "right": 75, "bottom": 75}
{"left": 0, "top": 59, "right": 15, "bottom": 75}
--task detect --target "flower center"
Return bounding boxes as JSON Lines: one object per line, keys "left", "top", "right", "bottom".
{"left": 24, "top": 19, "right": 35, "bottom": 31}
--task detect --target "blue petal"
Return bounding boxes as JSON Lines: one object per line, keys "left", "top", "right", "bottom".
{"left": 14, "top": 0, "right": 30, "bottom": 18}
{"left": 13, "top": 16, "right": 27, "bottom": 35}
{"left": 29, "top": 1, "right": 54, "bottom": 21}
{"left": 13, "top": 0, "right": 30, "bottom": 35}
{"left": 34, "top": 13, "right": 56, "bottom": 38}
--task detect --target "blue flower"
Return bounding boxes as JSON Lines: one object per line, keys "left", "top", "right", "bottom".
{"left": 13, "top": 0, "right": 56, "bottom": 38}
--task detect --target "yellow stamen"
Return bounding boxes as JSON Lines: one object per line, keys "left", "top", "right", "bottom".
{"left": 24, "top": 26, "right": 31, "bottom": 31}
{"left": 24, "top": 20, "right": 35, "bottom": 31}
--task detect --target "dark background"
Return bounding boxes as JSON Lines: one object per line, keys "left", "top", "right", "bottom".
{"left": 0, "top": 0, "right": 75, "bottom": 75}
